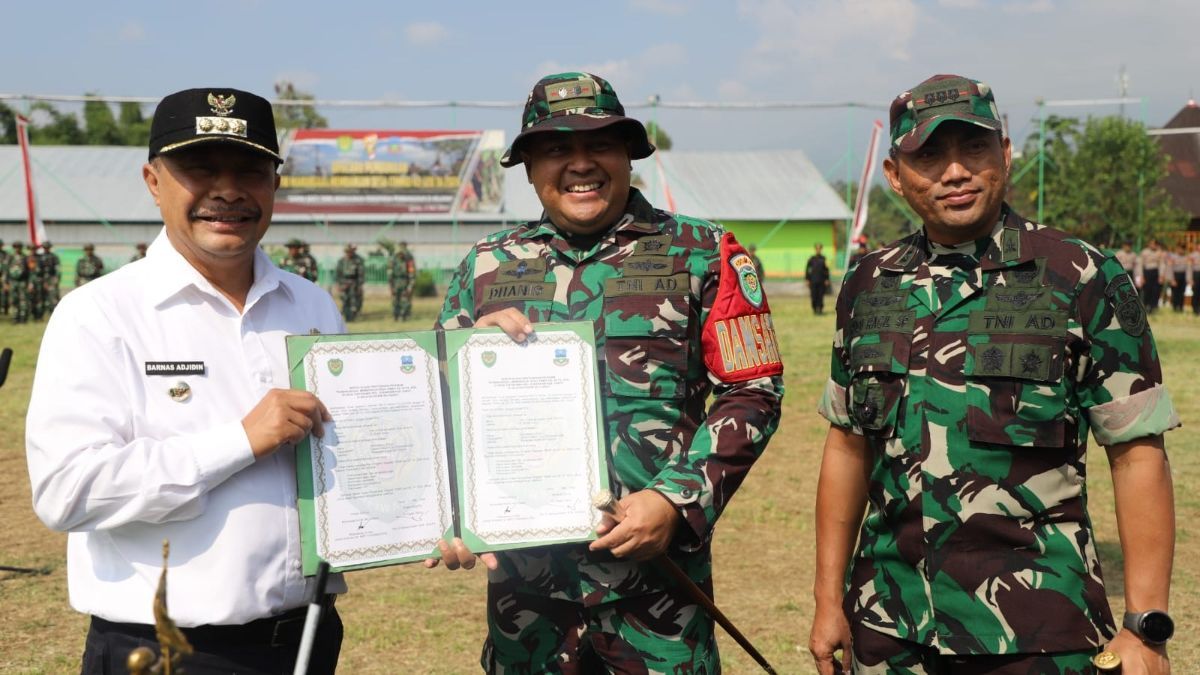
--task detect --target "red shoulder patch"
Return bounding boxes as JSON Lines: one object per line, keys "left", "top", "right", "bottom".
{"left": 701, "top": 232, "right": 784, "bottom": 383}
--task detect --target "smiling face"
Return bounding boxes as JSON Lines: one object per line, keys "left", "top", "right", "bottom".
{"left": 884, "top": 121, "right": 1011, "bottom": 245}
{"left": 143, "top": 144, "right": 279, "bottom": 271}
{"left": 523, "top": 127, "right": 632, "bottom": 236}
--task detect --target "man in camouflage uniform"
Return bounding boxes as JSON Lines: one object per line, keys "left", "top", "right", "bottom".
{"left": 29, "top": 245, "right": 48, "bottom": 320}
{"left": 279, "top": 238, "right": 308, "bottom": 278}
{"left": 7, "top": 242, "right": 32, "bottom": 323}
{"left": 75, "top": 243, "right": 104, "bottom": 286}
{"left": 0, "top": 239, "right": 9, "bottom": 315}
{"left": 809, "top": 75, "right": 1179, "bottom": 675}
{"left": 432, "top": 72, "right": 784, "bottom": 674}
{"left": 335, "top": 243, "right": 364, "bottom": 322}
{"left": 39, "top": 241, "right": 62, "bottom": 315}
{"left": 300, "top": 242, "right": 319, "bottom": 283}
{"left": 387, "top": 241, "right": 416, "bottom": 320}
{"left": 130, "top": 242, "right": 148, "bottom": 262}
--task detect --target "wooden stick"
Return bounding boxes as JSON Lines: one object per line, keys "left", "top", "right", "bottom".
{"left": 592, "top": 491, "right": 778, "bottom": 674}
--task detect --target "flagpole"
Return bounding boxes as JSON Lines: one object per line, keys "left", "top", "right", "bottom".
{"left": 846, "top": 120, "right": 883, "bottom": 269}
{"left": 15, "top": 115, "right": 47, "bottom": 247}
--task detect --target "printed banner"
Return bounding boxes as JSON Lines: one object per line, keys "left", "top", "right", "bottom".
{"left": 277, "top": 129, "right": 505, "bottom": 214}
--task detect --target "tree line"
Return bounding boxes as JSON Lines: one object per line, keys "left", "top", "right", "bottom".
{"left": 0, "top": 81, "right": 328, "bottom": 146}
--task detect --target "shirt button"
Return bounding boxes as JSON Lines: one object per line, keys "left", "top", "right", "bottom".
{"left": 292, "top": 560, "right": 301, "bottom": 570}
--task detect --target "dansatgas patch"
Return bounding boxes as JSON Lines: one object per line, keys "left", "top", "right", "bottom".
{"left": 729, "top": 252, "right": 764, "bottom": 308}
{"left": 701, "top": 232, "right": 784, "bottom": 383}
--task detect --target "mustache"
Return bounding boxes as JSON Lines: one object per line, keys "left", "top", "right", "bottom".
{"left": 189, "top": 206, "right": 262, "bottom": 220}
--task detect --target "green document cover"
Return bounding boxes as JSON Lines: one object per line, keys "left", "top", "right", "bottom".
{"left": 286, "top": 321, "right": 608, "bottom": 574}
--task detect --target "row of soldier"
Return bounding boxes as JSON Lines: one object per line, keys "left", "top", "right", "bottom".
{"left": 280, "top": 239, "right": 417, "bottom": 322}
{"left": 1115, "top": 238, "right": 1200, "bottom": 314}
{"left": 0, "top": 240, "right": 65, "bottom": 323}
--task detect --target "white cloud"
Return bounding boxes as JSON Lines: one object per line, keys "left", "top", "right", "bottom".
{"left": 405, "top": 21, "right": 448, "bottom": 46}
{"left": 737, "top": 0, "right": 919, "bottom": 75}
{"left": 531, "top": 43, "right": 688, "bottom": 91}
{"left": 628, "top": 0, "right": 690, "bottom": 15}
{"left": 119, "top": 21, "right": 145, "bottom": 42}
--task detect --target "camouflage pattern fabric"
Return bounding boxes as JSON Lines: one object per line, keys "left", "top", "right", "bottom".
{"left": 27, "top": 254, "right": 46, "bottom": 321}
{"left": 75, "top": 254, "right": 104, "bottom": 286}
{"left": 336, "top": 253, "right": 365, "bottom": 322}
{"left": 39, "top": 250, "right": 60, "bottom": 315}
{"left": 817, "top": 205, "right": 1180, "bottom": 656}
{"left": 851, "top": 623, "right": 1097, "bottom": 674}
{"left": 387, "top": 249, "right": 416, "bottom": 320}
{"left": 481, "top": 577, "right": 717, "bottom": 674}
{"left": 6, "top": 251, "right": 31, "bottom": 323}
{"left": 0, "top": 247, "right": 9, "bottom": 314}
{"left": 437, "top": 188, "right": 784, "bottom": 671}
{"left": 300, "top": 251, "right": 319, "bottom": 282}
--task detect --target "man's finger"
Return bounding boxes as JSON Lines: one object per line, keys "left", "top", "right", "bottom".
{"left": 449, "top": 538, "right": 477, "bottom": 570}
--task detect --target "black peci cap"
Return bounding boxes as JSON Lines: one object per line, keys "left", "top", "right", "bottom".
{"left": 148, "top": 88, "right": 282, "bottom": 163}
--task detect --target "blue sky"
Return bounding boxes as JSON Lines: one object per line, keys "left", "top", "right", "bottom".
{"left": 4, "top": 0, "right": 1198, "bottom": 179}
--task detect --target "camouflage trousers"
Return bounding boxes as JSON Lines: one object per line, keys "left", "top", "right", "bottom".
{"left": 391, "top": 281, "right": 414, "bottom": 320}
{"left": 851, "top": 626, "right": 1099, "bottom": 675}
{"left": 10, "top": 286, "right": 29, "bottom": 323}
{"left": 0, "top": 284, "right": 8, "bottom": 314}
{"left": 339, "top": 283, "right": 361, "bottom": 322}
{"left": 481, "top": 585, "right": 719, "bottom": 674}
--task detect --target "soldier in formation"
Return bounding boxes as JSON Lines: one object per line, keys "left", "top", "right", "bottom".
{"left": 6, "top": 242, "right": 32, "bottom": 323}
{"left": 335, "top": 243, "right": 365, "bottom": 322}
{"left": 279, "top": 238, "right": 314, "bottom": 280}
{"left": 431, "top": 72, "right": 783, "bottom": 673}
{"left": 37, "top": 241, "right": 62, "bottom": 317}
{"left": 1165, "top": 242, "right": 1189, "bottom": 313}
{"left": 810, "top": 74, "right": 1177, "bottom": 674}
{"left": 1136, "top": 238, "right": 1164, "bottom": 313}
{"left": 387, "top": 241, "right": 417, "bottom": 321}
{"left": 75, "top": 243, "right": 105, "bottom": 286}
{"left": 0, "top": 239, "right": 9, "bottom": 315}
{"left": 130, "top": 242, "right": 148, "bottom": 262}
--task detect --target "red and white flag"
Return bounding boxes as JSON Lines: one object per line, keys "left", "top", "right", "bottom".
{"left": 16, "top": 114, "right": 48, "bottom": 247}
{"left": 848, "top": 119, "right": 883, "bottom": 265}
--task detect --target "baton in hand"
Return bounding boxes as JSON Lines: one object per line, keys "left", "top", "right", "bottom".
{"left": 592, "top": 491, "right": 779, "bottom": 674}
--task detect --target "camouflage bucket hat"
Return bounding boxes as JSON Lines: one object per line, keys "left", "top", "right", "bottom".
{"left": 500, "top": 72, "right": 655, "bottom": 168}
{"left": 889, "top": 74, "right": 1003, "bottom": 153}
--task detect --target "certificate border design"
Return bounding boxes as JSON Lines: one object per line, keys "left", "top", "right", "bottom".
{"left": 306, "top": 339, "right": 450, "bottom": 563}
{"left": 459, "top": 331, "right": 600, "bottom": 543}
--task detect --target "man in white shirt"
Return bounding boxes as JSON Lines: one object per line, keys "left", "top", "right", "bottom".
{"left": 26, "top": 88, "right": 346, "bottom": 675}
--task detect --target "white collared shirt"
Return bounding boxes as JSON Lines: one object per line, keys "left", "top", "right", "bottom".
{"left": 26, "top": 230, "right": 346, "bottom": 626}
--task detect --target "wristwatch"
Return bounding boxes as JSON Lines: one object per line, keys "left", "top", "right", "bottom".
{"left": 1123, "top": 609, "right": 1174, "bottom": 645}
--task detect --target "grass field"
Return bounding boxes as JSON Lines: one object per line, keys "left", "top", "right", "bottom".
{"left": 0, "top": 293, "right": 1197, "bottom": 673}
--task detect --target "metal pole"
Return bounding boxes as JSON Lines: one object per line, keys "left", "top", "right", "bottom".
{"left": 1037, "top": 99, "right": 1046, "bottom": 223}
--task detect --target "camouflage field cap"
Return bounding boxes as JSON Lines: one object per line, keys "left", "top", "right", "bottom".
{"left": 286, "top": 238, "right": 303, "bottom": 247}
{"left": 500, "top": 72, "right": 655, "bottom": 167}
{"left": 889, "top": 74, "right": 1003, "bottom": 153}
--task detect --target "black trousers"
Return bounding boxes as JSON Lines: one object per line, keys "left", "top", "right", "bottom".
{"left": 81, "top": 606, "right": 342, "bottom": 675}
{"left": 1193, "top": 272, "right": 1200, "bottom": 314}
{"left": 1142, "top": 269, "right": 1161, "bottom": 313}
{"left": 1172, "top": 272, "right": 1188, "bottom": 311}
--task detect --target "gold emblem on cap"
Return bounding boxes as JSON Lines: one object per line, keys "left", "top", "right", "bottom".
{"left": 207, "top": 92, "right": 236, "bottom": 116}
{"left": 1092, "top": 650, "right": 1121, "bottom": 671}
{"left": 194, "top": 117, "right": 249, "bottom": 138}
{"left": 168, "top": 381, "right": 191, "bottom": 403}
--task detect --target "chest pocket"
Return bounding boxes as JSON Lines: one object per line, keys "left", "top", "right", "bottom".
{"left": 846, "top": 294, "right": 914, "bottom": 438}
{"left": 964, "top": 307, "right": 1071, "bottom": 447}
{"left": 602, "top": 272, "right": 691, "bottom": 399}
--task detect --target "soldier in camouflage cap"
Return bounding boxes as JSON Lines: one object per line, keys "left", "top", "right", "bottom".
{"left": 809, "top": 74, "right": 1179, "bottom": 675}
{"left": 433, "top": 71, "right": 784, "bottom": 673}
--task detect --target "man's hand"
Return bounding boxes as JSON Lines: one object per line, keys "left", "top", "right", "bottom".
{"left": 241, "top": 389, "right": 331, "bottom": 460}
{"left": 809, "top": 602, "right": 851, "bottom": 675}
{"left": 1105, "top": 630, "right": 1170, "bottom": 675}
{"left": 589, "top": 490, "right": 681, "bottom": 561}
{"left": 422, "top": 537, "right": 498, "bottom": 571}
{"left": 474, "top": 308, "right": 533, "bottom": 343}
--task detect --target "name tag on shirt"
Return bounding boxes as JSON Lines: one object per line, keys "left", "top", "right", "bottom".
{"left": 145, "top": 361, "right": 206, "bottom": 376}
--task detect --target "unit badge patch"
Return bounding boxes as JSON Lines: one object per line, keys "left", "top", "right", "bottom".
{"left": 729, "top": 252, "right": 763, "bottom": 308}
{"left": 1106, "top": 273, "right": 1146, "bottom": 337}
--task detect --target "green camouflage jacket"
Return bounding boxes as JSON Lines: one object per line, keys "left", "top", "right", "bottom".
{"left": 437, "top": 189, "right": 784, "bottom": 605}
{"left": 818, "top": 206, "right": 1180, "bottom": 655}
{"left": 335, "top": 254, "right": 365, "bottom": 285}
